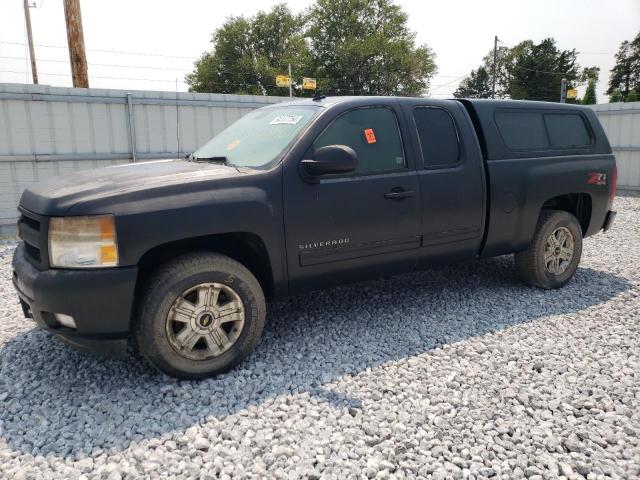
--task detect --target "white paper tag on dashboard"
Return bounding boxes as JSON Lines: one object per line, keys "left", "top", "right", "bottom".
{"left": 270, "top": 115, "right": 303, "bottom": 125}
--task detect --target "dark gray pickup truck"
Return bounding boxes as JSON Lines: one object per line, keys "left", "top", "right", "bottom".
{"left": 12, "top": 96, "right": 617, "bottom": 378}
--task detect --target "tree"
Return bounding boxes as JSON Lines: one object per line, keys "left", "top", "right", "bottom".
{"left": 187, "top": 0, "right": 436, "bottom": 97}
{"left": 306, "top": 0, "right": 436, "bottom": 96}
{"left": 454, "top": 66, "right": 492, "bottom": 98}
{"left": 186, "top": 4, "right": 311, "bottom": 95}
{"left": 609, "top": 89, "right": 624, "bottom": 102}
{"left": 582, "top": 81, "right": 597, "bottom": 104}
{"left": 581, "top": 66, "right": 599, "bottom": 105}
{"left": 453, "top": 43, "right": 513, "bottom": 98}
{"left": 457, "top": 39, "right": 581, "bottom": 102}
{"left": 307, "top": 0, "right": 436, "bottom": 95}
{"left": 507, "top": 38, "right": 580, "bottom": 102}
{"left": 607, "top": 32, "right": 640, "bottom": 98}
{"left": 627, "top": 88, "right": 640, "bottom": 102}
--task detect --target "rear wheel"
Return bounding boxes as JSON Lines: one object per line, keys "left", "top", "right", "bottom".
{"left": 515, "top": 210, "right": 583, "bottom": 289}
{"left": 136, "top": 252, "right": 265, "bottom": 379}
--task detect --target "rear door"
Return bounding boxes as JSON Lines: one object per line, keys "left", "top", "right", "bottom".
{"left": 282, "top": 101, "right": 421, "bottom": 292}
{"left": 400, "top": 100, "right": 486, "bottom": 265}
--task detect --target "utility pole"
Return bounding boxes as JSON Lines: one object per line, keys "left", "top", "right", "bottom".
{"left": 63, "top": 0, "right": 89, "bottom": 88}
{"left": 560, "top": 78, "right": 567, "bottom": 103}
{"left": 491, "top": 35, "right": 498, "bottom": 99}
{"left": 288, "top": 63, "right": 293, "bottom": 98}
{"left": 23, "top": 0, "right": 38, "bottom": 84}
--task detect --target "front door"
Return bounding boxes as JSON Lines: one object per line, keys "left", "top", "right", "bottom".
{"left": 283, "top": 103, "right": 421, "bottom": 292}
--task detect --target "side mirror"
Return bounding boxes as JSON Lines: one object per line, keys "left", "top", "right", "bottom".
{"left": 300, "top": 145, "right": 357, "bottom": 181}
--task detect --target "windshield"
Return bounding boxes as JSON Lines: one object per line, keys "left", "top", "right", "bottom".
{"left": 191, "top": 105, "right": 320, "bottom": 168}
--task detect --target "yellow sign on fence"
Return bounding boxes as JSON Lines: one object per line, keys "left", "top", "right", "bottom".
{"left": 276, "top": 75, "right": 292, "bottom": 87}
{"left": 566, "top": 88, "right": 578, "bottom": 99}
{"left": 302, "top": 77, "right": 317, "bottom": 90}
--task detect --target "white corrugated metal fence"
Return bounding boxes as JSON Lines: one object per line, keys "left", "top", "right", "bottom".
{"left": 1, "top": 83, "right": 638, "bottom": 234}
{"left": 0, "top": 83, "right": 285, "bottom": 233}
{"left": 588, "top": 102, "right": 640, "bottom": 192}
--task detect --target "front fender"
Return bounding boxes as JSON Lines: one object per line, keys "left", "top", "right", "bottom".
{"left": 66, "top": 172, "right": 287, "bottom": 294}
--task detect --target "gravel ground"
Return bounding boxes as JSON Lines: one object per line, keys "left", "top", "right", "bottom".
{"left": 0, "top": 196, "right": 639, "bottom": 480}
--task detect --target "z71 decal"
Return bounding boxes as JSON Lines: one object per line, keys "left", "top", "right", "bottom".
{"left": 587, "top": 172, "right": 607, "bottom": 186}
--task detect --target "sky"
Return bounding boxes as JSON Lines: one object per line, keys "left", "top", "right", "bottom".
{"left": 1, "top": 0, "right": 638, "bottom": 102}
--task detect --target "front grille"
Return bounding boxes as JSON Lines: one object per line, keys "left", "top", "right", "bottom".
{"left": 17, "top": 207, "right": 48, "bottom": 268}
{"left": 23, "top": 242, "right": 42, "bottom": 263}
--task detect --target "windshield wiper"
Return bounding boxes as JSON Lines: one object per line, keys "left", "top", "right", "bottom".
{"left": 187, "top": 154, "right": 233, "bottom": 166}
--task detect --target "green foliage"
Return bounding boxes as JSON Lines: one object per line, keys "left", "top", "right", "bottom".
{"left": 606, "top": 86, "right": 640, "bottom": 103}
{"left": 454, "top": 66, "right": 492, "bottom": 98}
{"left": 456, "top": 39, "right": 581, "bottom": 102}
{"left": 457, "top": 39, "right": 585, "bottom": 102}
{"left": 581, "top": 80, "right": 597, "bottom": 104}
{"left": 450, "top": 43, "right": 512, "bottom": 99}
{"left": 186, "top": 0, "right": 436, "bottom": 96}
{"left": 185, "top": 4, "right": 311, "bottom": 95}
{"left": 306, "top": 0, "right": 436, "bottom": 96}
{"left": 507, "top": 39, "right": 580, "bottom": 102}
{"left": 607, "top": 32, "right": 640, "bottom": 97}
{"left": 627, "top": 88, "right": 640, "bottom": 102}
{"left": 579, "top": 66, "right": 598, "bottom": 104}
{"left": 581, "top": 66, "right": 599, "bottom": 84}
{"left": 609, "top": 89, "right": 624, "bottom": 102}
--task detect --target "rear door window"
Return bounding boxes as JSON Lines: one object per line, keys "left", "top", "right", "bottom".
{"left": 544, "top": 113, "right": 592, "bottom": 147}
{"left": 413, "top": 107, "right": 460, "bottom": 167}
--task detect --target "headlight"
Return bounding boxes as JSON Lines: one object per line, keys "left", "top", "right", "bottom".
{"left": 48, "top": 215, "right": 119, "bottom": 268}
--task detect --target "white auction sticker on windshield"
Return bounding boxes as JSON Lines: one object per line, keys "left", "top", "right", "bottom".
{"left": 270, "top": 115, "right": 303, "bottom": 125}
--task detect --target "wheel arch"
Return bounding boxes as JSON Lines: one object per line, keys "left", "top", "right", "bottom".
{"left": 135, "top": 232, "right": 275, "bottom": 301}
{"left": 540, "top": 192, "right": 592, "bottom": 236}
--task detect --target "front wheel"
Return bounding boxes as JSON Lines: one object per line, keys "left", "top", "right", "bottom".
{"left": 135, "top": 252, "right": 266, "bottom": 379}
{"left": 515, "top": 210, "right": 583, "bottom": 289}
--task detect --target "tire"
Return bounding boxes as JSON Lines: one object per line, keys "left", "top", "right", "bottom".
{"left": 135, "top": 252, "right": 266, "bottom": 379}
{"left": 515, "top": 209, "right": 583, "bottom": 289}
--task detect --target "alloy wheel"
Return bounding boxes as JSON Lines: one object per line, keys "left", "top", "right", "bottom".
{"left": 165, "top": 282, "right": 245, "bottom": 361}
{"left": 544, "top": 226, "right": 575, "bottom": 275}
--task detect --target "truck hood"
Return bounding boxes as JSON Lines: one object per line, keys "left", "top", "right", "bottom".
{"left": 19, "top": 159, "right": 244, "bottom": 216}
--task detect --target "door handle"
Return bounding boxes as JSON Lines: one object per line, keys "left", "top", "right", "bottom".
{"left": 384, "top": 189, "right": 414, "bottom": 200}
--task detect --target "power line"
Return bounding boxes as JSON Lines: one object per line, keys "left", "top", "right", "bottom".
{"left": 0, "top": 64, "right": 574, "bottom": 96}
{"left": 0, "top": 69, "right": 186, "bottom": 83}
{"left": 509, "top": 65, "right": 579, "bottom": 76}
{"left": 0, "top": 68, "right": 295, "bottom": 90}
{"left": 429, "top": 74, "right": 469, "bottom": 91}
{"left": 0, "top": 40, "right": 194, "bottom": 60}
{"left": 0, "top": 54, "right": 473, "bottom": 85}
{"left": 0, "top": 67, "right": 584, "bottom": 100}
{"left": 0, "top": 55, "right": 192, "bottom": 71}
{"left": 0, "top": 68, "right": 437, "bottom": 95}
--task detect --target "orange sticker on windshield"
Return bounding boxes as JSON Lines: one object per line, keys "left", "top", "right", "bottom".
{"left": 364, "top": 128, "right": 377, "bottom": 144}
{"left": 227, "top": 139, "right": 241, "bottom": 151}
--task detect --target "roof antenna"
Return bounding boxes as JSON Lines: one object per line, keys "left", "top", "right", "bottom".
{"left": 313, "top": 89, "right": 326, "bottom": 101}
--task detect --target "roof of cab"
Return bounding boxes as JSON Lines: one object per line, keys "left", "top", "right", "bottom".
{"left": 272, "top": 95, "right": 401, "bottom": 108}
{"left": 271, "top": 96, "right": 611, "bottom": 160}
{"left": 274, "top": 96, "right": 593, "bottom": 112}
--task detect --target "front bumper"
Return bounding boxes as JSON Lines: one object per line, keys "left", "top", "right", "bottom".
{"left": 11, "top": 243, "right": 138, "bottom": 355}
